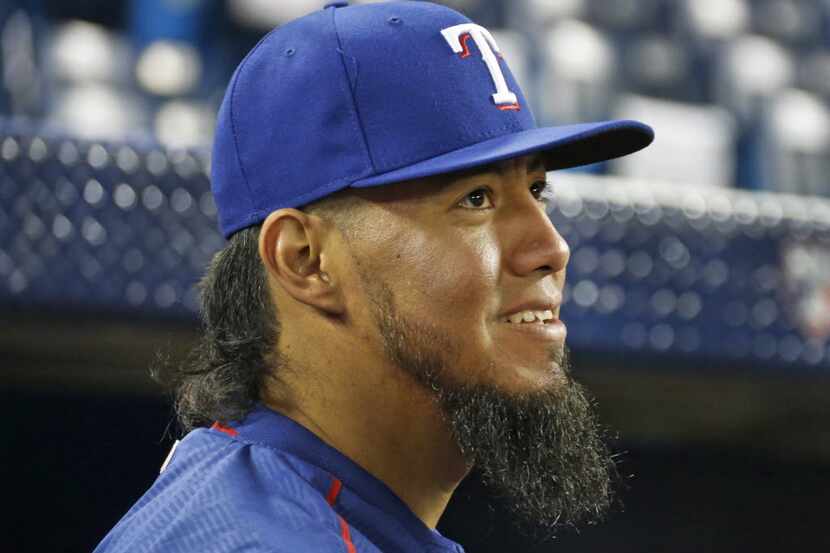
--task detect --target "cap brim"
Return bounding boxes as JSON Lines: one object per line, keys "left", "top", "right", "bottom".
{"left": 351, "top": 119, "right": 653, "bottom": 188}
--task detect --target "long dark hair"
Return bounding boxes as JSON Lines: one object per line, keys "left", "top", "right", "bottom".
{"left": 154, "top": 191, "right": 362, "bottom": 432}
{"left": 153, "top": 225, "right": 278, "bottom": 432}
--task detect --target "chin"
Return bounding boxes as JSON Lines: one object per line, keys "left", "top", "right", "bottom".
{"left": 493, "top": 361, "right": 568, "bottom": 394}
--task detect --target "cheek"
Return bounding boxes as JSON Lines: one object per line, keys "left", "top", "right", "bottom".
{"left": 391, "top": 228, "right": 501, "bottom": 321}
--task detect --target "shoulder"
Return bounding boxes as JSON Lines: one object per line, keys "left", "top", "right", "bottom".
{"left": 95, "top": 429, "right": 346, "bottom": 553}
{"left": 96, "top": 518, "right": 349, "bottom": 553}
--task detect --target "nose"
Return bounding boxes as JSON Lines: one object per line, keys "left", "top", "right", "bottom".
{"left": 506, "top": 203, "right": 570, "bottom": 277}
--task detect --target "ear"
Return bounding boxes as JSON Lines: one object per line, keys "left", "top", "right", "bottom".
{"left": 258, "top": 208, "right": 345, "bottom": 316}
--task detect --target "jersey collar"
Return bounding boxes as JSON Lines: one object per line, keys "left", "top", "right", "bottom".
{"left": 227, "top": 403, "right": 464, "bottom": 552}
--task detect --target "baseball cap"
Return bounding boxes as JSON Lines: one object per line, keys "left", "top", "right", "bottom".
{"left": 211, "top": 0, "right": 654, "bottom": 238}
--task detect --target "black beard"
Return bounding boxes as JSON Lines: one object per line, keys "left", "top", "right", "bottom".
{"left": 365, "top": 278, "right": 618, "bottom": 537}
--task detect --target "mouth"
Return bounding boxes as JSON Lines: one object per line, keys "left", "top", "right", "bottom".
{"left": 499, "top": 313, "right": 567, "bottom": 342}
{"left": 500, "top": 308, "right": 556, "bottom": 325}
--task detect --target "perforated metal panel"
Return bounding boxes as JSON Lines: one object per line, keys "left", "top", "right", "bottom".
{"left": 553, "top": 175, "right": 830, "bottom": 370}
{"left": 0, "top": 123, "right": 222, "bottom": 318}
{"left": 2, "top": 122, "right": 829, "bottom": 371}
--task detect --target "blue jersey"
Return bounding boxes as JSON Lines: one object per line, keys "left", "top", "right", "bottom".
{"left": 94, "top": 404, "right": 465, "bottom": 553}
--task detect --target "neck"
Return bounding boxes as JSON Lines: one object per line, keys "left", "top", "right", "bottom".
{"left": 263, "top": 327, "right": 468, "bottom": 528}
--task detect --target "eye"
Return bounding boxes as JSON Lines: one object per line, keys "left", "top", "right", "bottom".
{"left": 530, "top": 179, "right": 552, "bottom": 205}
{"left": 458, "top": 187, "right": 494, "bottom": 209}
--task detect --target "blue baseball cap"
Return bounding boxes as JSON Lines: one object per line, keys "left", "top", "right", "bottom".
{"left": 211, "top": 0, "right": 654, "bottom": 238}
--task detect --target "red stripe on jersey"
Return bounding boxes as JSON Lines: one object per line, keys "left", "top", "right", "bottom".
{"left": 210, "top": 421, "right": 239, "bottom": 437}
{"left": 326, "top": 477, "right": 343, "bottom": 506}
{"left": 337, "top": 515, "right": 358, "bottom": 553}
{"left": 326, "top": 477, "right": 355, "bottom": 552}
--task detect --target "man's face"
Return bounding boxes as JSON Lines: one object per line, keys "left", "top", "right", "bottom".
{"left": 347, "top": 153, "right": 570, "bottom": 394}
{"left": 341, "top": 154, "right": 615, "bottom": 534}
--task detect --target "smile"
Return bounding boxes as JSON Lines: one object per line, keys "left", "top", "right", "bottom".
{"left": 500, "top": 316, "right": 567, "bottom": 342}
{"left": 501, "top": 309, "right": 555, "bottom": 324}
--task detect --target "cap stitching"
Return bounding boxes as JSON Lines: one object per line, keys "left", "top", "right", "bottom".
{"left": 331, "top": 6, "right": 377, "bottom": 173}
{"left": 227, "top": 28, "right": 281, "bottom": 216}
{"left": 228, "top": 72, "right": 252, "bottom": 208}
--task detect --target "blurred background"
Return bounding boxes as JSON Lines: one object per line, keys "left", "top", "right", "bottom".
{"left": 2, "top": 0, "right": 830, "bottom": 551}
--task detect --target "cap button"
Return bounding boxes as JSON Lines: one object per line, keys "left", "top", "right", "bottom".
{"left": 324, "top": 1, "right": 349, "bottom": 8}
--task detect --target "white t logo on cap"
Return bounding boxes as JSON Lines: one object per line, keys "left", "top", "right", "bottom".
{"left": 441, "top": 23, "right": 519, "bottom": 110}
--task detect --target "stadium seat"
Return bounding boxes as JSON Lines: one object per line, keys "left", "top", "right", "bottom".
{"left": 676, "top": 0, "right": 749, "bottom": 42}
{"left": 752, "top": 0, "right": 823, "bottom": 45}
{"left": 511, "top": 0, "right": 585, "bottom": 29}
{"left": 0, "top": 8, "right": 42, "bottom": 117}
{"left": 611, "top": 94, "right": 736, "bottom": 188}
{"left": 46, "top": 20, "right": 143, "bottom": 140}
{"left": 760, "top": 88, "right": 830, "bottom": 195}
{"left": 540, "top": 19, "right": 616, "bottom": 125}
{"left": 622, "top": 33, "right": 692, "bottom": 101}
{"left": 714, "top": 34, "right": 794, "bottom": 123}
{"left": 586, "top": 0, "right": 661, "bottom": 32}
{"left": 799, "top": 49, "right": 830, "bottom": 101}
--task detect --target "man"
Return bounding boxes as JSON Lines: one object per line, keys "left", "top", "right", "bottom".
{"left": 95, "top": 1, "right": 652, "bottom": 552}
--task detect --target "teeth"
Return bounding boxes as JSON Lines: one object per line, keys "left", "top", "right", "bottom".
{"left": 505, "top": 309, "right": 555, "bottom": 324}
{"left": 509, "top": 312, "right": 525, "bottom": 324}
